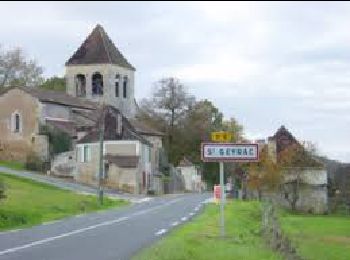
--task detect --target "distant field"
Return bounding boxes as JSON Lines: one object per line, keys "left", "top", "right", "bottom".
{"left": 0, "top": 172, "right": 128, "bottom": 231}
{"left": 0, "top": 161, "right": 25, "bottom": 170}
{"left": 280, "top": 211, "right": 350, "bottom": 260}
{"left": 134, "top": 200, "right": 281, "bottom": 260}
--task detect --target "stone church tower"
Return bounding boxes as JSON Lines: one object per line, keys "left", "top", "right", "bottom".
{"left": 65, "top": 24, "right": 136, "bottom": 118}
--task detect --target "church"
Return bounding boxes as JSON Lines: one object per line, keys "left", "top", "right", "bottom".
{"left": 0, "top": 25, "right": 164, "bottom": 195}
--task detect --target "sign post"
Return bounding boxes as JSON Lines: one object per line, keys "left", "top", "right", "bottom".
{"left": 201, "top": 139, "right": 259, "bottom": 238}
{"left": 219, "top": 161, "right": 225, "bottom": 237}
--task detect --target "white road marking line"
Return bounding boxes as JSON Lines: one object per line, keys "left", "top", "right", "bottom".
{"left": 181, "top": 217, "right": 187, "bottom": 222}
{"left": 171, "top": 221, "right": 179, "bottom": 227}
{"left": 0, "top": 217, "right": 128, "bottom": 257}
{"left": 155, "top": 229, "right": 167, "bottom": 236}
{"left": 0, "top": 196, "right": 184, "bottom": 256}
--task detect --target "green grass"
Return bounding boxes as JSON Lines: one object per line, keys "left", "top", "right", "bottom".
{"left": 0, "top": 172, "right": 128, "bottom": 231}
{"left": 0, "top": 161, "right": 25, "bottom": 170}
{"left": 279, "top": 211, "right": 350, "bottom": 260}
{"left": 134, "top": 200, "right": 281, "bottom": 260}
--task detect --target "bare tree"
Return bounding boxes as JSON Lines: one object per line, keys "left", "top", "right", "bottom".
{"left": 138, "top": 77, "right": 194, "bottom": 163}
{"left": 0, "top": 46, "right": 43, "bottom": 88}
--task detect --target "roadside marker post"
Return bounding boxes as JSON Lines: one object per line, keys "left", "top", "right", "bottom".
{"left": 201, "top": 134, "right": 259, "bottom": 238}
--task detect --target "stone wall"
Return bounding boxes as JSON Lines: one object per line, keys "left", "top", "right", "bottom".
{"left": 75, "top": 141, "right": 142, "bottom": 193}
{"left": 104, "top": 164, "right": 137, "bottom": 193}
{"left": 0, "top": 89, "right": 49, "bottom": 162}
{"left": 65, "top": 64, "right": 136, "bottom": 118}
{"left": 50, "top": 151, "right": 76, "bottom": 177}
{"left": 262, "top": 169, "right": 328, "bottom": 214}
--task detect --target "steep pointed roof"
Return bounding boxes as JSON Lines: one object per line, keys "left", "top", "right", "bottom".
{"left": 268, "top": 125, "right": 298, "bottom": 154}
{"left": 65, "top": 24, "right": 135, "bottom": 70}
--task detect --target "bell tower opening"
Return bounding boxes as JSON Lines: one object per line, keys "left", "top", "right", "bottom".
{"left": 92, "top": 72, "right": 104, "bottom": 96}
{"left": 75, "top": 74, "right": 86, "bottom": 97}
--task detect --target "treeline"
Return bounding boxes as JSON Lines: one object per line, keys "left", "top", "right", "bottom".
{"left": 136, "top": 77, "right": 244, "bottom": 187}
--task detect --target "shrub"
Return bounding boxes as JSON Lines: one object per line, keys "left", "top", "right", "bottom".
{"left": 25, "top": 153, "right": 45, "bottom": 172}
{"left": 0, "top": 178, "right": 6, "bottom": 200}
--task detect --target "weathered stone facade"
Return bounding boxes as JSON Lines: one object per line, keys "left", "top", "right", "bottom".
{"left": 76, "top": 140, "right": 150, "bottom": 194}
{"left": 65, "top": 25, "right": 137, "bottom": 118}
{"left": 0, "top": 88, "right": 49, "bottom": 162}
{"left": 262, "top": 126, "right": 328, "bottom": 213}
{"left": 65, "top": 64, "right": 136, "bottom": 118}
{"left": 0, "top": 24, "right": 165, "bottom": 195}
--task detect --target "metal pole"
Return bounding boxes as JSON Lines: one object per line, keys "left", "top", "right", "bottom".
{"left": 98, "top": 105, "right": 104, "bottom": 205}
{"left": 219, "top": 161, "right": 225, "bottom": 237}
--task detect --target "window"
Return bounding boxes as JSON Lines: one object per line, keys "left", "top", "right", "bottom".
{"left": 115, "top": 74, "right": 120, "bottom": 97}
{"left": 81, "top": 145, "right": 91, "bottom": 163}
{"left": 12, "top": 112, "right": 21, "bottom": 133}
{"left": 75, "top": 74, "right": 86, "bottom": 97}
{"left": 15, "top": 114, "right": 20, "bottom": 132}
{"left": 104, "top": 163, "right": 109, "bottom": 179}
{"left": 92, "top": 72, "right": 104, "bottom": 95}
{"left": 123, "top": 76, "right": 128, "bottom": 98}
{"left": 117, "top": 114, "right": 122, "bottom": 134}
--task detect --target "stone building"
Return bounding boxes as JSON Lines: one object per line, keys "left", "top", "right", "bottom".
{"left": 65, "top": 24, "right": 137, "bottom": 118}
{"left": 0, "top": 24, "right": 164, "bottom": 194}
{"left": 177, "top": 157, "right": 203, "bottom": 192}
{"left": 266, "top": 126, "right": 328, "bottom": 213}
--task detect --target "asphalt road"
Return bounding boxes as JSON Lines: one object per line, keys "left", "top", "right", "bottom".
{"left": 0, "top": 193, "right": 210, "bottom": 260}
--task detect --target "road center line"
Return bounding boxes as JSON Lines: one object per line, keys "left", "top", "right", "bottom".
{"left": 0, "top": 217, "right": 128, "bottom": 256}
{"left": 171, "top": 221, "right": 179, "bottom": 226}
{"left": 0, "top": 197, "right": 185, "bottom": 256}
{"left": 155, "top": 229, "right": 167, "bottom": 236}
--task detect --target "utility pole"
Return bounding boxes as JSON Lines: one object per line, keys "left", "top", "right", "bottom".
{"left": 98, "top": 103, "right": 105, "bottom": 205}
{"left": 219, "top": 161, "right": 225, "bottom": 237}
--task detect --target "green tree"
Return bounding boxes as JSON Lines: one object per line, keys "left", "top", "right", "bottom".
{"left": 39, "top": 76, "right": 66, "bottom": 92}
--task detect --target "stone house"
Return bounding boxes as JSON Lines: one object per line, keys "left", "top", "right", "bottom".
{"left": 0, "top": 87, "right": 97, "bottom": 163}
{"left": 0, "top": 24, "right": 165, "bottom": 194}
{"left": 177, "top": 157, "right": 203, "bottom": 192}
{"left": 265, "top": 126, "right": 328, "bottom": 213}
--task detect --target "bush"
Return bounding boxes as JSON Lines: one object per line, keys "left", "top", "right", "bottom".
{"left": 0, "top": 178, "right": 6, "bottom": 200}
{"left": 147, "top": 189, "right": 156, "bottom": 196}
{"left": 25, "top": 153, "right": 46, "bottom": 172}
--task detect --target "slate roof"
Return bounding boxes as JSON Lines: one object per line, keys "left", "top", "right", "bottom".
{"left": 129, "top": 119, "right": 165, "bottom": 137}
{"left": 46, "top": 119, "right": 77, "bottom": 137}
{"left": 65, "top": 24, "right": 135, "bottom": 70}
{"left": 268, "top": 125, "right": 298, "bottom": 154}
{"left": 104, "top": 154, "right": 139, "bottom": 168}
{"left": 77, "top": 106, "right": 151, "bottom": 146}
{"left": 8, "top": 87, "right": 98, "bottom": 110}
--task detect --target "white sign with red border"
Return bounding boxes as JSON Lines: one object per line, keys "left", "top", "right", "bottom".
{"left": 201, "top": 143, "right": 259, "bottom": 162}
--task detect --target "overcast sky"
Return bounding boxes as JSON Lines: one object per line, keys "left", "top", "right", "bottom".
{"left": 1, "top": 1, "right": 349, "bottom": 162}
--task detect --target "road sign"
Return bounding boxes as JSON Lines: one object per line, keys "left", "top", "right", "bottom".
{"left": 211, "top": 131, "right": 232, "bottom": 142}
{"left": 214, "top": 185, "right": 221, "bottom": 200}
{"left": 201, "top": 143, "right": 259, "bottom": 162}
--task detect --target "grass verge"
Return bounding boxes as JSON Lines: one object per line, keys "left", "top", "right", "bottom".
{"left": 133, "top": 200, "right": 281, "bottom": 260}
{"left": 0, "top": 172, "right": 128, "bottom": 231}
{"left": 279, "top": 211, "right": 350, "bottom": 260}
{"left": 0, "top": 161, "right": 25, "bottom": 171}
